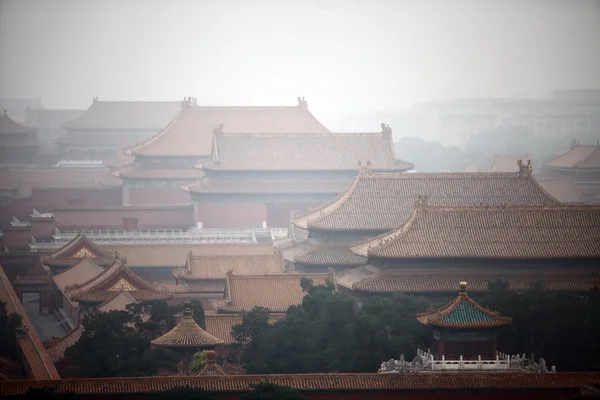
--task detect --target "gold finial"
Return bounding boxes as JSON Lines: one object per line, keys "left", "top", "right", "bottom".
{"left": 459, "top": 281, "right": 467, "bottom": 294}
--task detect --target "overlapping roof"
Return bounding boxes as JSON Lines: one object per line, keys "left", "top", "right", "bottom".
{"left": 52, "top": 256, "right": 104, "bottom": 294}
{"left": 128, "top": 103, "right": 330, "bottom": 158}
{"left": 96, "top": 288, "right": 140, "bottom": 313}
{"left": 293, "top": 171, "right": 559, "bottom": 232}
{"left": 43, "top": 233, "right": 116, "bottom": 268}
{"left": 546, "top": 144, "right": 600, "bottom": 170}
{"left": 175, "top": 254, "right": 284, "bottom": 281}
{"left": 211, "top": 273, "right": 330, "bottom": 313}
{"left": 151, "top": 304, "right": 224, "bottom": 349}
{"left": 417, "top": 282, "right": 512, "bottom": 329}
{"left": 200, "top": 131, "right": 412, "bottom": 171}
{"left": 353, "top": 204, "right": 600, "bottom": 260}
{"left": 0, "top": 111, "right": 34, "bottom": 135}
{"left": 204, "top": 314, "right": 285, "bottom": 345}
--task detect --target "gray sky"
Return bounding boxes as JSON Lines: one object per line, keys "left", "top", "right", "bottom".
{"left": 1, "top": 0, "right": 599, "bottom": 123}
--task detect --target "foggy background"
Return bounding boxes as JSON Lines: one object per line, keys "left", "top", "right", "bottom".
{"left": 1, "top": 0, "right": 599, "bottom": 131}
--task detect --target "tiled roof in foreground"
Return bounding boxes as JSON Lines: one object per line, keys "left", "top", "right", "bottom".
{"left": 356, "top": 204, "right": 600, "bottom": 259}
{"left": 293, "top": 170, "right": 559, "bottom": 232}
{"left": 417, "top": 282, "right": 512, "bottom": 329}
{"left": 1, "top": 372, "right": 600, "bottom": 395}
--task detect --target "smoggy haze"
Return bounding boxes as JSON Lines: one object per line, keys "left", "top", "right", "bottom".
{"left": 1, "top": 0, "right": 599, "bottom": 121}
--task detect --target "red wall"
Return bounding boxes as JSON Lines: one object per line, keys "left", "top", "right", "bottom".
{"left": 30, "top": 218, "right": 55, "bottom": 238}
{"left": 31, "top": 187, "right": 122, "bottom": 210}
{"left": 127, "top": 187, "right": 191, "bottom": 205}
{"left": 2, "top": 228, "right": 31, "bottom": 248}
{"left": 54, "top": 206, "right": 195, "bottom": 230}
{"left": 266, "top": 202, "right": 325, "bottom": 228}
{"left": 196, "top": 203, "right": 267, "bottom": 228}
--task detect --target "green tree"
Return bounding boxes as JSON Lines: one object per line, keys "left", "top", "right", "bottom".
{"left": 242, "top": 382, "right": 303, "bottom": 400}
{"left": 190, "top": 350, "right": 208, "bottom": 373}
{"left": 64, "top": 310, "right": 178, "bottom": 377}
{"left": 0, "top": 302, "right": 22, "bottom": 360}
{"left": 231, "top": 306, "right": 272, "bottom": 352}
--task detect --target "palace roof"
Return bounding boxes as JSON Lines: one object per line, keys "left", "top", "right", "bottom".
{"left": 211, "top": 273, "right": 330, "bottom": 313}
{"left": 66, "top": 258, "right": 173, "bottom": 303}
{"left": 127, "top": 102, "right": 330, "bottom": 158}
{"left": 491, "top": 155, "right": 529, "bottom": 172}
{"left": 336, "top": 266, "right": 599, "bottom": 294}
{"left": 546, "top": 144, "right": 600, "bottom": 170}
{"left": 174, "top": 254, "right": 284, "bottom": 281}
{"left": 204, "top": 314, "right": 285, "bottom": 345}
{"left": 2, "top": 372, "right": 600, "bottom": 395}
{"left": 64, "top": 100, "right": 181, "bottom": 131}
{"left": 106, "top": 243, "right": 275, "bottom": 268}
{"left": 24, "top": 108, "right": 84, "bottom": 130}
{"left": 0, "top": 265, "right": 60, "bottom": 380}
{"left": 290, "top": 241, "right": 367, "bottom": 267}
{"left": 0, "top": 111, "right": 34, "bottom": 135}
{"left": 200, "top": 131, "right": 412, "bottom": 171}
{"left": 117, "top": 164, "right": 205, "bottom": 180}
{"left": 96, "top": 287, "right": 140, "bottom": 313}
{"left": 535, "top": 176, "right": 584, "bottom": 204}
{"left": 151, "top": 304, "right": 224, "bottom": 349}
{"left": 43, "top": 233, "right": 116, "bottom": 268}
{"left": 417, "top": 282, "right": 512, "bottom": 328}
{"left": 293, "top": 171, "right": 559, "bottom": 232}
{"left": 353, "top": 204, "right": 600, "bottom": 259}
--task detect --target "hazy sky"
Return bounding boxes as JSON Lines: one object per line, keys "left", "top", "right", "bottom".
{"left": 1, "top": 0, "right": 599, "bottom": 122}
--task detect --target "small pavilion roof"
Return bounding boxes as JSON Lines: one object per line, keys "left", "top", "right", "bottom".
{"left": 417, "top": 282, "right": 512, "bottom": 329}
{"left": 43, "top": 233, "right": 116, "bottom": 268}
{"left": 151, "top": 304, "right": 224, "bottom": 349}
{"left": 66, "top": 258, "right": 173, "bottom": 304}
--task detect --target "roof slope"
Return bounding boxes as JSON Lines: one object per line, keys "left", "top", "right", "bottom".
{"left": 201, "top": 131, "right": 411, "bottom": 171}
{"left": 355, "top": 204, "right": 600, "bottom": 259}
{"left": 175, "top": 254, "right": 284, "bottom": 281}
{"left": 535, "top": 176, "right": 583, "bottom": 204}
{"left": 45, "top": 326, "right": 84, "bottom": 362}
{"left": 212, "top": 273, "right": 330, "bottom": 313}
{"left": 151, "top": 304, "right": 224, "bottom": 349}
{"left": 0, "top": 112, "right": 34, "bottom": 134}
{"left": 64, "top": 100, "right": 181, "bottom": 131}
{"left": 204, "top": 314, "right": 285, "bottom": 345}
{"left": 96, "top": 288, "right": 140, "bottom": 312}
{"left": 128, "top": 104, "right": 330, "bottom": 158}
{"left": 293, "top": 171, "right": 560, "bottom": 232}
{"left": 0, "top": 265, "right": 60, "bottom": 380}
{"left": 417, "top": 282, "right": 512, "bottom": 328}
{"left": 52, "top": 256, "right": 104, "bottom": 293}
{"left": 66, "top": 258, "right": 173, "bottom": 303}
{"left": 546, "top": 144, "right": 600, "bottom": 170}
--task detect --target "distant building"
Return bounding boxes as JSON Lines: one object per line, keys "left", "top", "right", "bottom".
{"left": 0, "top": 111, "right": 39, "bottom": 165}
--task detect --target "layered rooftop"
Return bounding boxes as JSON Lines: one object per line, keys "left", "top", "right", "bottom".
{"left": 546, "top": 144, "right": 600, "bottom": 171}
{"left": 352, "top": 204, "right": 600, "bottom": 259}
{"left": 200, "top": 131, "right": 412, "bottom": 171}
{"left": 127, "top": 100, "right": 330, "bottom": 158}
{"left": 174, "top": 254, "right": 284, "bottom": 281}
{"left": 294, "top": 171, "right": 560, "bottom": 232}
{"left": 417, "top": 282, "right": 512, "bottom": 329}
{"left": 43, "top": 233, "right": 116, "bottom": 268}
{"left": 64, "top": 99, "right": 181, "bottom": 131}
{"left": 151, "top": 304, "right": 224, "bottom": 349}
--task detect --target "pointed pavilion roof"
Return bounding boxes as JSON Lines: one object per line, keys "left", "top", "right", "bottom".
{"left": 417, "top": 282, "right": 512, "bottom": 329}
{"left": 96, "top": 287, "right": 140, "bottom": 313}
{"left": 43, "top": 233, "right": 116, "bottom": 268}
{"left": 127, "top": 100, "right": 330, "bottom": 158}
{"left": 66, "top": 258, "right": 173, "bottom": 304}
{"left": 151, "top": 303, "right": 224, "bottom": 349}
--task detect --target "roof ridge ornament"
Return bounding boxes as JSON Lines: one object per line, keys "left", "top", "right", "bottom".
{"left": 414, "top": 194, "right": 430, "bottom": 208}
{"left": 517, "top": 159, "right": 533, "bottom": 177}
{"left": 213, "top": 123, "right": 224, "bottom": 134}
{"left": 459, "top": 281, "right": 467, "bottom": 295}
{"left": 297, "top": 96, "right": 308, "bottom": 108}
{"left": 380, "top": 123, "right": 392, "bottom": 134}
{"left": 358, "top": 160, "right": 372, "bottom": 176}
{"left": 92, "top": 97, "right": 98, "bottom": 103}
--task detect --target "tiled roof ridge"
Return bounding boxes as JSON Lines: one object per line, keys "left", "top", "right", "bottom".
{"left": 214, "top": 131, "right": 388, "bottom": 138}
{"left": 417, "top": 284, "right": 512, "bottom": 328}
{"left": 292, "top": 172, "right": 363, "bottom": 229}
{"left": 352, "top": 207, "right": 420, "bottom": 257}
{"left": 45, "top": 325, "right": 84, "bottom": 352}
{"left": 0, "top": 265, "right": 61, "bottom": 380}
{"left": 52, "top": 255, "right": 102, "bottom": 276}
{"left": 3, "top": 372, "right": 600, "bottom": 394}
{"left": 574, "top": 145, "right": 600, "bottom": 168}
{"left": 0, "top": 112, "right": 34, "bottom": 134}
{"left": 127, "top": 107, "right": 185, "bottom": 156}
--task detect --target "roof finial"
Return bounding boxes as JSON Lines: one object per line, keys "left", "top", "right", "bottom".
{"left": 92, "top": 96, "right": 98, "bottom": 103}
{"left": 2, "top": 110, "right": 6, "bottom": 116}
{"left": 297, "top": 96, "right": 308, "bottom": 108}
{"left": 459, "top": 281, "right": 467, "bottom": 294}
{"left": 380, "top": 123, "right": 392, "bottom": 134}
{"left": 206, "top": 350, "right": 216, "bottom": 365}
{"left": 183, "top": 302, "right": 193, "bottom": 318}
{"left": 414, "top": 194, "right": 429, "bottom": 208}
